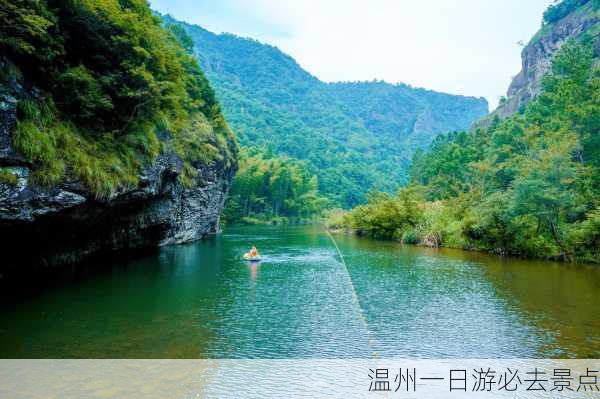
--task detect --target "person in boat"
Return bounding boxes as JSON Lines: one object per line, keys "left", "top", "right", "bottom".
{"left": 249, "top": 246, "right": 259, "bottom": 258}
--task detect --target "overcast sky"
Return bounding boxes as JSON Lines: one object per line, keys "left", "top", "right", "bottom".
{"left": 150, "top": 0, "right": 554, "bottom": 110}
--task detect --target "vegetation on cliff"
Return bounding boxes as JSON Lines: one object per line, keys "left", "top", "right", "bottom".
{"left": 331, "top": 40, "right": 600, "bottom": 263}
{"left": 0, "top": 168, "right": 18, "bottom": 185}
{"left": 543, "top": 0, "right": 598, "bottom": 24}
{"left": 0, "top": 0, "right": 236, "bottom": 197}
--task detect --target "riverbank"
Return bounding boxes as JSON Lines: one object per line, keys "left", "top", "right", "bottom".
{"left": 327, "top": 225, "right": 600, "bottom": 265}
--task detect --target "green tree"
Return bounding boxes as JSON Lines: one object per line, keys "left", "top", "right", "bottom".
{"left": 341, "top": 40, "right": 600, "bottom": 263}
{"left": 222, "top": 148, "right": 328, "bottom": 223}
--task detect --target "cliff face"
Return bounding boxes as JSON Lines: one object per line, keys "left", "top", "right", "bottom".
{"left": 0, "top": 77, "right": 236, "bottom": 272}
{"left": 480, "top": 1, "right": 599, "bottom": 125}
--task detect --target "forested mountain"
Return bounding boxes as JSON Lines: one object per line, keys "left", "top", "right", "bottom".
{"left": 333, "top": 0, "right": 600, "bottom": 263}
{"left": 162, "top": 15, "right": 488, "bottom": 207}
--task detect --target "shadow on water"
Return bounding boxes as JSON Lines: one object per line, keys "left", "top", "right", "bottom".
{"left": 0, "top": 225, "right": 371, "bottom": 358}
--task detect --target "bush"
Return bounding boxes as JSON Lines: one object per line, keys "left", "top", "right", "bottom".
{"left": 0, "top": 169, "right": 18, "bottom": 185}
{"left": 420, "top": 201, "right": 464, "bottom": 248}
{"left": 568, "top": 209, "right": 600, "bottom": 263}
{"left": 55, "top": 65, "right": 113, "bottom": 127}
{"left": 543, "top": 0, "right": 589, "bottom": 24}
{"left": 401, "top": 229, "right": 420, "bottom": 245}
{"left": 325, "top": 209, "right": 348, "bottom": 230}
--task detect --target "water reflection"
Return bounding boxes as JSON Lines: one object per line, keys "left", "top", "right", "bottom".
{"left": 247, "top": 262, "right": 260, "bottom": 282}
{"left": 0, "top": 225, "right": 597, "bottom": 359}
{"left": 335, "top": 232, "right": 600, "bottom": 358}
{"left": 436, "top": 248, "right": 600, "bottom": 358}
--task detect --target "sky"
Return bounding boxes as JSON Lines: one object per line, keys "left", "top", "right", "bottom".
{"left": 150, "top": 0, "right": 555, "bottom": 110}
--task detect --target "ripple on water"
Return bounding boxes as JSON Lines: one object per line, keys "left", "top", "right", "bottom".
{"left": 201, "top": 240, "right": 371, "bottom": 358}
{"left": 0, "top": 225, "right": 598, "bottom": 359}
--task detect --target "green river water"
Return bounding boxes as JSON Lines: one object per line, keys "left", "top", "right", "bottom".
{"left": 0, "top": 224, "right": 598, "bottom": 358}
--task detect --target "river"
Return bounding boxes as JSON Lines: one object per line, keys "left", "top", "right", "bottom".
{"left": 0, "top": 224, "right": 598, "bottom": 358}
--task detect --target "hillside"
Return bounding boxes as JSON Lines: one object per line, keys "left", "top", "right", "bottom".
{"left": 162, "top": 15, "right": 488, "bottom": 207}
{"left": 481, "top": 0, "right": 599, "bottom": 124}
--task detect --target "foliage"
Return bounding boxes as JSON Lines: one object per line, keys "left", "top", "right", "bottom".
{"left": 0, "top": 0, "right": 60, "bottom": 62}
{"left": 336, "top": 41, "right": 600, "bottom": 263}
{"left": 543, "top": 0, "right": 591, "bottom": 24}
{"left": 324, "top": 208, "right": 351, "bottom": 230}
{"left": 222, "top": 148, "right": 329, "bottom": 224}
{"left": 166, "top": 23, "right": 194, "bottom": 54}
{"left": 0, "top": 0, "right": 236, "bottom": 196}
{"left": 343, "top": 189, "right": 423, "bottom": 240}
{"left": 0, "top": 168, "right": 18, "bottom": 185}
{"left": 568, "top": 208, "right": 600, "bottom": 263}
{"left": 162, "top": 15, "right": 488, "bottom": 207}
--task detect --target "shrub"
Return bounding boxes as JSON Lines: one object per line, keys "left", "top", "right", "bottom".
{"left": 325, "top": 209, "right": 348, "bottom": 230}
{"left": 0, "top": 168, "right": 18, "bottom": 185}
{"left": 543, "top": 0, "right": 589, "bottom": 24}
{"left": 401, "top": 229, "right": 420, "bottom": 245}
{"left": 568, "top": 209, "right": 600, "bottom": 263}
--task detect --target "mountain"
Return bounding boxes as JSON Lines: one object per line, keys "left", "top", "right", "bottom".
{"left": 481, "top": 0, "right": 599, "bottom": 124}
{"left": 0, "top": 1, "right": 237, "bottom": 272}
{"left": 336, "top": 0, "right": 599, "bottom": 263}
{"left": 162, "top": 15, "right": 488, "bottom": 207}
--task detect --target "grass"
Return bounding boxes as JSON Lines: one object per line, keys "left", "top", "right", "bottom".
{"left": 11, "top": 95, "right": 235, "bottom": 198}
{"left": 0, "top": 168, "right": 18, "bottom": 185}
{"left": 14, "top": 101, "right": 143, "bottom": 196}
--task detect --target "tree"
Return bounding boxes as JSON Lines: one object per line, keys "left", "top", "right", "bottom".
{"left": 222, "top": 148, "right": 328, "bottom": 223}
{"left": 340, "top": 40, "right": 600, "bottom": 263}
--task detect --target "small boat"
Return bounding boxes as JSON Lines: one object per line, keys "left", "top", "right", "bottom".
{"left": 243, "top": 253, "right": 262, "bottom": 261}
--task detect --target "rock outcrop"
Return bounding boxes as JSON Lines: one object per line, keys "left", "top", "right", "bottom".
{"left": 0, "top": 77, "right": 236, "bottom": 273}
{"left": 478, "top": 1, "right": 598, "bottom": 127}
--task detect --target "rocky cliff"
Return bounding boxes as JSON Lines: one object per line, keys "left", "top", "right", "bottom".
{"left": 0, "top": 74, "right": 236, "bottom": 274}
{"left": 480, "top": 0, "right": 599, "bottom": 125}
{"left": 0, "top": 1, "right": 239, "bottom": 275}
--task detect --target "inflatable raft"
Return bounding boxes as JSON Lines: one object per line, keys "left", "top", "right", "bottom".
{"left": 243, "top": 253, "right": 262, "bottom": 261}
